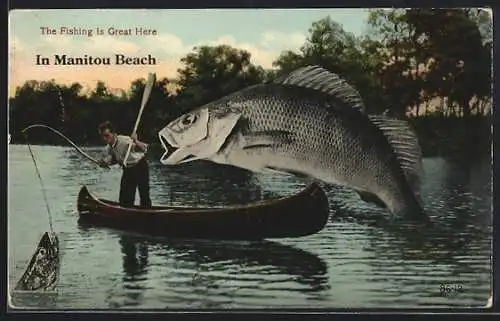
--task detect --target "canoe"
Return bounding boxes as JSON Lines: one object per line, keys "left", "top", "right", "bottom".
{"left": 76, "top": 182, "right": 330, "bottom": 240}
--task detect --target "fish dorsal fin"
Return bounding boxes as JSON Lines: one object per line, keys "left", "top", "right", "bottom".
{"left": 368, "top": 115, "right": 423, "bottom": 197}
{"left": 273, "top": 65, "right": 366, "bottom": 112}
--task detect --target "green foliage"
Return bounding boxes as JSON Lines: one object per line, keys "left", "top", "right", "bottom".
{"left": 9, "top": 9, "right": 491, "bottom": 157}
{"left": 175, "top": 45, "right": 265, "bottom": 111}
{"left": 364, "top": 8, "right": 492, "bottom": 117}
{"left": 271, "top": 16, "right": 389, "bottom": 114}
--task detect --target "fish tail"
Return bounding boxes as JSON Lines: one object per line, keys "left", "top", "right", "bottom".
{"left": 368, "top": 115, "right": 423, "bottom": 197}
{"left": 367, "top": 114, "right": 430, "bottom": 222}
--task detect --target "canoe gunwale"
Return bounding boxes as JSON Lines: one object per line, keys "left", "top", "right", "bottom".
{"left": 79, "top": 182, "right": 322, "bottom": 214}
{"left": 76, "top": 182, "right": 330, "bottom": 239}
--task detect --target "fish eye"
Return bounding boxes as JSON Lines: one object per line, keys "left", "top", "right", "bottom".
{"left": 181, "top": 114, "right": 197, "bottom": 126}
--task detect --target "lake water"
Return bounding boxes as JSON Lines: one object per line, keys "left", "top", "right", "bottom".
{"left": 8, "top": 145, "right": 492, "bottom": 309}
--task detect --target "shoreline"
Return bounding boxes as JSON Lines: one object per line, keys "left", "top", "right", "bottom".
{"left": 10, "top": 115, "right": 491, "bottom": 159}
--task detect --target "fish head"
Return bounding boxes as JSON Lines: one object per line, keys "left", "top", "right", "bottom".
{"left": 159, "top": 106, "right": 242, "bottom": 165}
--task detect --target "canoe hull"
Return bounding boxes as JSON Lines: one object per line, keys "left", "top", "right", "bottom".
{"left": 77, "top": 183, "right": 330, "bottom": 240}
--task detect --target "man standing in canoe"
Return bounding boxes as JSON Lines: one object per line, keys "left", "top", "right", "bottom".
{"left": 97, "top": 121, "right": 152, "bottom": 208}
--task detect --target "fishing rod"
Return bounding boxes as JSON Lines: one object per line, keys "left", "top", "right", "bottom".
{"left": 21, "top": 124, "right": 113, "bottom": 228}
{"left": 22, "top": 124, "right": 109, "bottom": 169}
{"left": 20, "top": 123, "right": 112, "bottom": 233}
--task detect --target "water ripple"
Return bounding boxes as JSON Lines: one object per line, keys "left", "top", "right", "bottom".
{"left": 8, "top": 145, "right": 492, "bottom": 309}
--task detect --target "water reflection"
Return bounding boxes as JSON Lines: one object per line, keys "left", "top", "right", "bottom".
{"left": 149, "top": 160, "right": 281, "bottom": 206}
{"left": 118, "top": 235, "right": 150, "bottom": 307}
{"left": 120, "top": 236, "right": 149, "bottom": 279}
{"left": 324, "top": 157, "right": 492, "bottom": 307}
{"left": 110, "top": 232, "right": 330, "bottom": 307}
{"left": 165, "top": 238, "right": 329, "bottom": 292}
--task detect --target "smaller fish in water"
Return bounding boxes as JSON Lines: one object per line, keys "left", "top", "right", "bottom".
{"left": 14, "top": 232, "right": 60, "bottom": 292}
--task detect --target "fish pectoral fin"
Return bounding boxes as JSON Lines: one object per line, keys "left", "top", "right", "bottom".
{"left": 264, "top": 166, "right": 309, "bottom": 179}
{"left": 242, "top": 131, "right": 294, "bottom": 150}
{"left": 261, "top": 167, "right": 292, "bottom": 176}
{"left": 355, "top": 190, "right": 387, "bottom": 208}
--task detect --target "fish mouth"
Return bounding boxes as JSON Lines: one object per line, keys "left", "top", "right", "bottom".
{"left": 159, "top": 134, "right": 178, "bottom": 162}
{"left": 38, "top": 232, "right": 59, "bottom": 253}
{"left": 159, "top": 133, "right": 198, "bottom": 165}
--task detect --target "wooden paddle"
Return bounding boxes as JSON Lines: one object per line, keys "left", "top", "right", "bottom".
{"left": 122, "top": 72, "right": 156, "bottom": 167}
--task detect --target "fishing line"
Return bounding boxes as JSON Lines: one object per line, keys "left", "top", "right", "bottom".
{"left": 22, "top": 131, "right": 55, "bottom": 234}
{"left": 21, "top": 123, "right": 113, "bottom": 232}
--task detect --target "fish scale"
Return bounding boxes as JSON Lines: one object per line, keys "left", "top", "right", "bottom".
{"left": 216, "top": 86, "right": 406, "bottom": 205}
{"left": 159, "top": 66, "right": 427, "bottom": 221}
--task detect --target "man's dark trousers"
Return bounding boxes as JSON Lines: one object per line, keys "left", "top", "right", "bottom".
{"left": 119, "top": 157, "right": 152, "bottom": 208}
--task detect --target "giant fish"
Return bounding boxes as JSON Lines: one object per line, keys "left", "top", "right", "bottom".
{"left": 158, "top": 65, "right": 427, "bottom": 221}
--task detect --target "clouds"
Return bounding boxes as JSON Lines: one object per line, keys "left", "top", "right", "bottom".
{"left": 141, "top": 30, "right": 306, "bottom": 68}
{"left": 146, "top": 34, "right": 190, "bottom": 57}
{"left": 260, "top": 30, "right": 306, "bottom": 51}
{"left": 9, "top": 29, "right": 306, "bottom": 96}
{"left": 199, "top": 34, "right": 279, "bottom": 68}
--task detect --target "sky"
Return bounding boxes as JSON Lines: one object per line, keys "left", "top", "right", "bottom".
{"left": 9, "top": 9, "right": 370, "bottom": 97}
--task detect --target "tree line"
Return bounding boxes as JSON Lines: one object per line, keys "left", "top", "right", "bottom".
{"left": 9, "top": 9, "right": 492, "bottom": 157}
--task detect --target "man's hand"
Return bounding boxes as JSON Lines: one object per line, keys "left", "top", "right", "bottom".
{"left": 130, "top": 133, "right": 147, "bottom": 152}
{"left": 97, "top": 159, "right": 109, "bottom": 168}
